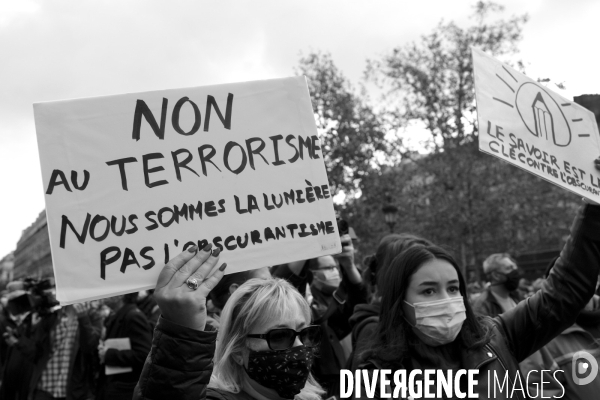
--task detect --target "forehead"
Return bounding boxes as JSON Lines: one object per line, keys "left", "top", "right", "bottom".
{"left": 253, "top": 299, "right": 308, "bottom": 333}
{"left": 408, "top": 259, "right": 459, "bottom": 286}
{"left": 250, "top": 267, "right": 272, "bottom": 280}
{"left": 497, "top": 257, "right": 517, "bottom": 270}
{"left": 316, "top": 256, "right": 337, "bottom": 269}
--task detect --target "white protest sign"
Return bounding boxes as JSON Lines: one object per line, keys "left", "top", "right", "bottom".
{"left": 34, "top": 76, "right": 341, "bottom": 304}
{"left": 473, "top": 47, "right": 600, "bottom": 201}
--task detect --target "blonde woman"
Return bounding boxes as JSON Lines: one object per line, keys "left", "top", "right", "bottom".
{"left": 134, "top": 244, "right": 324, "bottom": 400}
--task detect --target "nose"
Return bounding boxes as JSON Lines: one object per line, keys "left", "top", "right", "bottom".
{"left": 439, "top": 294, "right": 451, "bottom": 301}
{"left": 293, "top": 335, "right": 303, "bottom": 348}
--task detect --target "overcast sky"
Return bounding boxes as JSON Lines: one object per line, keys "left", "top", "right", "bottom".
{"left": 1, "top": 0, "right": 599, "bottom": 258}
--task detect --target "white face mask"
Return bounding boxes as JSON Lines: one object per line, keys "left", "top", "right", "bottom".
{"left": 404, "top": 297, "right": 466, "bottom": 346}
{"left": 312, "top": 268, "right": 341, "bottom": 294}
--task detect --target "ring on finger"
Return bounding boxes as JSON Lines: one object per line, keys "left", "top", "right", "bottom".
{"left": 186, "top": 277, "right": 199, "bottom": 290}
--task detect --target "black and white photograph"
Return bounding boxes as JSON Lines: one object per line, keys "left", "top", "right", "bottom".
{"left": 1, "top": 1, "right": 600, "bottom": 399}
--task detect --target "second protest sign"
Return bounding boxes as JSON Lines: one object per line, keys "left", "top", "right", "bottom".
{"left": 473, "top": 47, "right": 600, "bottom": 201}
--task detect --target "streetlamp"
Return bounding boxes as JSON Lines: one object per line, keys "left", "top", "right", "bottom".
{"left": 382, "top": 204, "right": 399, "bottom": 233}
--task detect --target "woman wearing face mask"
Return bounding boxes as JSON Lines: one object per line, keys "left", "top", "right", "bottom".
{"left": 133, "top": 244, "right": 324, "bottom": 400}
{"left": 347, "top": 233, "right": 432, "bottom": 371}
{"left": 472, "top": 253, "right": 524, "bottom": 318}
{"left": 271, "top": 234, "right": 367, "bottom": 398}
{"left": 357, "top": 201, "right": 600, "bottom": 400}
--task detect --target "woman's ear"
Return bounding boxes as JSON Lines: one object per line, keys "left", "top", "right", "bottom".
{"left": 232, "top": 352, "right": 244, "bottom": 365}
{"left": 228, "top": 283, "right": 240, "bottom": 296}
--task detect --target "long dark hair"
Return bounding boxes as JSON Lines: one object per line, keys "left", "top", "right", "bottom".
{"left": 362, "top": 233, "right": 433, "bottom": 297}
{"left": 364, "top": 245, "right": 492, "bottom": 368}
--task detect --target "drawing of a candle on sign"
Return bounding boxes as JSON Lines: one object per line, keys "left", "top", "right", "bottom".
{"left": 532, "top": 92, "right": 554, "bottom": 142}
{"left": 515, "top": 82, "right": 571, "bottom": 147}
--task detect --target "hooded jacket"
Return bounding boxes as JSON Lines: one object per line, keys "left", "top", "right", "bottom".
{"left": 347, "top": 302, "right": 380, "bottom": 371}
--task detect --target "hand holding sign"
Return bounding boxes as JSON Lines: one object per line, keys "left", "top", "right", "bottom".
{"left": 34, "top": 77, "right": 341, "bottom": 304}
{"left": 154, "top": 245, "right": 226, "bottom": 331}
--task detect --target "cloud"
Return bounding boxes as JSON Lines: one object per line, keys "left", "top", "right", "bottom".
{"left": 2, "top": 0, "right": 600, "bottom": 257}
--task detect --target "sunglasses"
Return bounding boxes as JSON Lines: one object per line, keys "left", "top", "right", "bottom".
{"left": 247, "top": 325, "right": 322, "bottom": 351}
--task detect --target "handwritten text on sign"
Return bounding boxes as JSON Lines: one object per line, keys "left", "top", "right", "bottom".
{"left": 472, "top": 48, "right": 600, "bottom": 200}
{"left": 34, "top": 77, "right": 341, "bottom": 304}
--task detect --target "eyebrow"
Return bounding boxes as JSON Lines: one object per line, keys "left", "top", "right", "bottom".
{"left": 268, "top": 324, "right": 291, "bottom": 330}
{"left": 418, "top": 279, "right": 460, "bottom": 286}
{"left": 269, "top": 321, "right": 306, "bottom": 330}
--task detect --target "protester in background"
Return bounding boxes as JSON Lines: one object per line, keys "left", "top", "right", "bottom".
{"left": 97, "top": 293, "right": 151, "bottom": 400}
{"left": 33, "top": 303, "right": 102, "bottom": 400}
{"left": 517, "top": 277, "right": 533, "bottom": 299}
{"left": 473, "top": 252, "right": 563, "bottom": 398}
{"left": 466, "top": 281, "right": 484, "bottom": 303}
{"left": 207, "top": 266, "right": 271, "bottom": 329}
{"left": 0, "top": 293, "right": 16, "bottom": 377}
{"left": 272, "top": 234, "right": 367, "bottom": 397}
{"left": 356, "top": 201, "right": 600, "bottom": 399}
{"left": 0, "top": 300, "right": 101, "bottom": 400}
{"left": 472, "top": 253, "right": 523, "bottom": 316}
{"left": 133, "top": 244, "right": 325, "bottom": 400}
{"left": 347, "top": 233, "right": 432, "bottom": 371}
{"left": 0, "top": 289, "right": 45, "bottom": 400}
{"left": 348, "top": 227, "right": 361, "bottom": 270}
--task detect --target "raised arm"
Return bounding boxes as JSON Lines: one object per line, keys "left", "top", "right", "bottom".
{"left": 133, "top": 244, "right": 226, "bottom": 400}
{"left": 498, "top": 202, "right": 600, "bottom": 362}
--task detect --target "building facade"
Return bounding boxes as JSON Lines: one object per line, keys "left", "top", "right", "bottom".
{"left": 13, "top": 210, "right": 53, "bottom": 279}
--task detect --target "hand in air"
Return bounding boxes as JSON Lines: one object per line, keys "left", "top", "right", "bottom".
{"left": 154, "top": 244, "right": 227, "bottom": 331}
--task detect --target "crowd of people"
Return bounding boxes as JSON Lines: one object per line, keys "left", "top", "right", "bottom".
{"left": 2, "top": 163, "right": 600, "bottom": 400}
{"left": 0, "top": 287, "right": 157, "bottom": 400}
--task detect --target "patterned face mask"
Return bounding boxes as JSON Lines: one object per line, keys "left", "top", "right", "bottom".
{"left": 245, "top": 345, "right": 315, "bottom": 399}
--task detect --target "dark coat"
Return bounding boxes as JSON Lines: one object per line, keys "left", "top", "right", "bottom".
{"left": 472, "top": 286, "right": 522, "bottom": 318}
{"left": 134, "top": 318, "right": 264, "bottom": 400}
{"left": 132, "top": 204, "right": 600, "bottom": 400}
{"left": 68, "top": 310, "right": 103, "bottom": 400}
{"left": 97, "top": 303, "right": 152, "bottom": 400}
{"left": 357, "top": 204, "right": 600, "bottom": 400}
{"left": 347, "top": 302, "right": 380, "bottom": 371}
{"left": 0, "top": 312, "right": 53, "bottom": 400}
{"left": 22, "top": 309, "right": 101, "bottom": 400}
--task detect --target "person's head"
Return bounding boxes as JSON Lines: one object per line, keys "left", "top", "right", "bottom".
{"left": 123, "top": 292, "right": 138, "bottom": 304}
{"left": 483, "top": 253, "right": 521, "bottom": 291}
{"left": 210, "top": 278, "right": 323, "bottom": 400}
{"left": 209, "top": 267, "right": 271, "bottom": 310}
{"left": 103, "top": 295, "right": 124, "bottom": 311}
{"left": 362, "top": 233, "right": 432, "bottom": 295}
{"left": 308, "top": 256, "right": 340, "bottom": 295}
{"left": 371, "top": 245, "right": 490, "bottom": 365}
